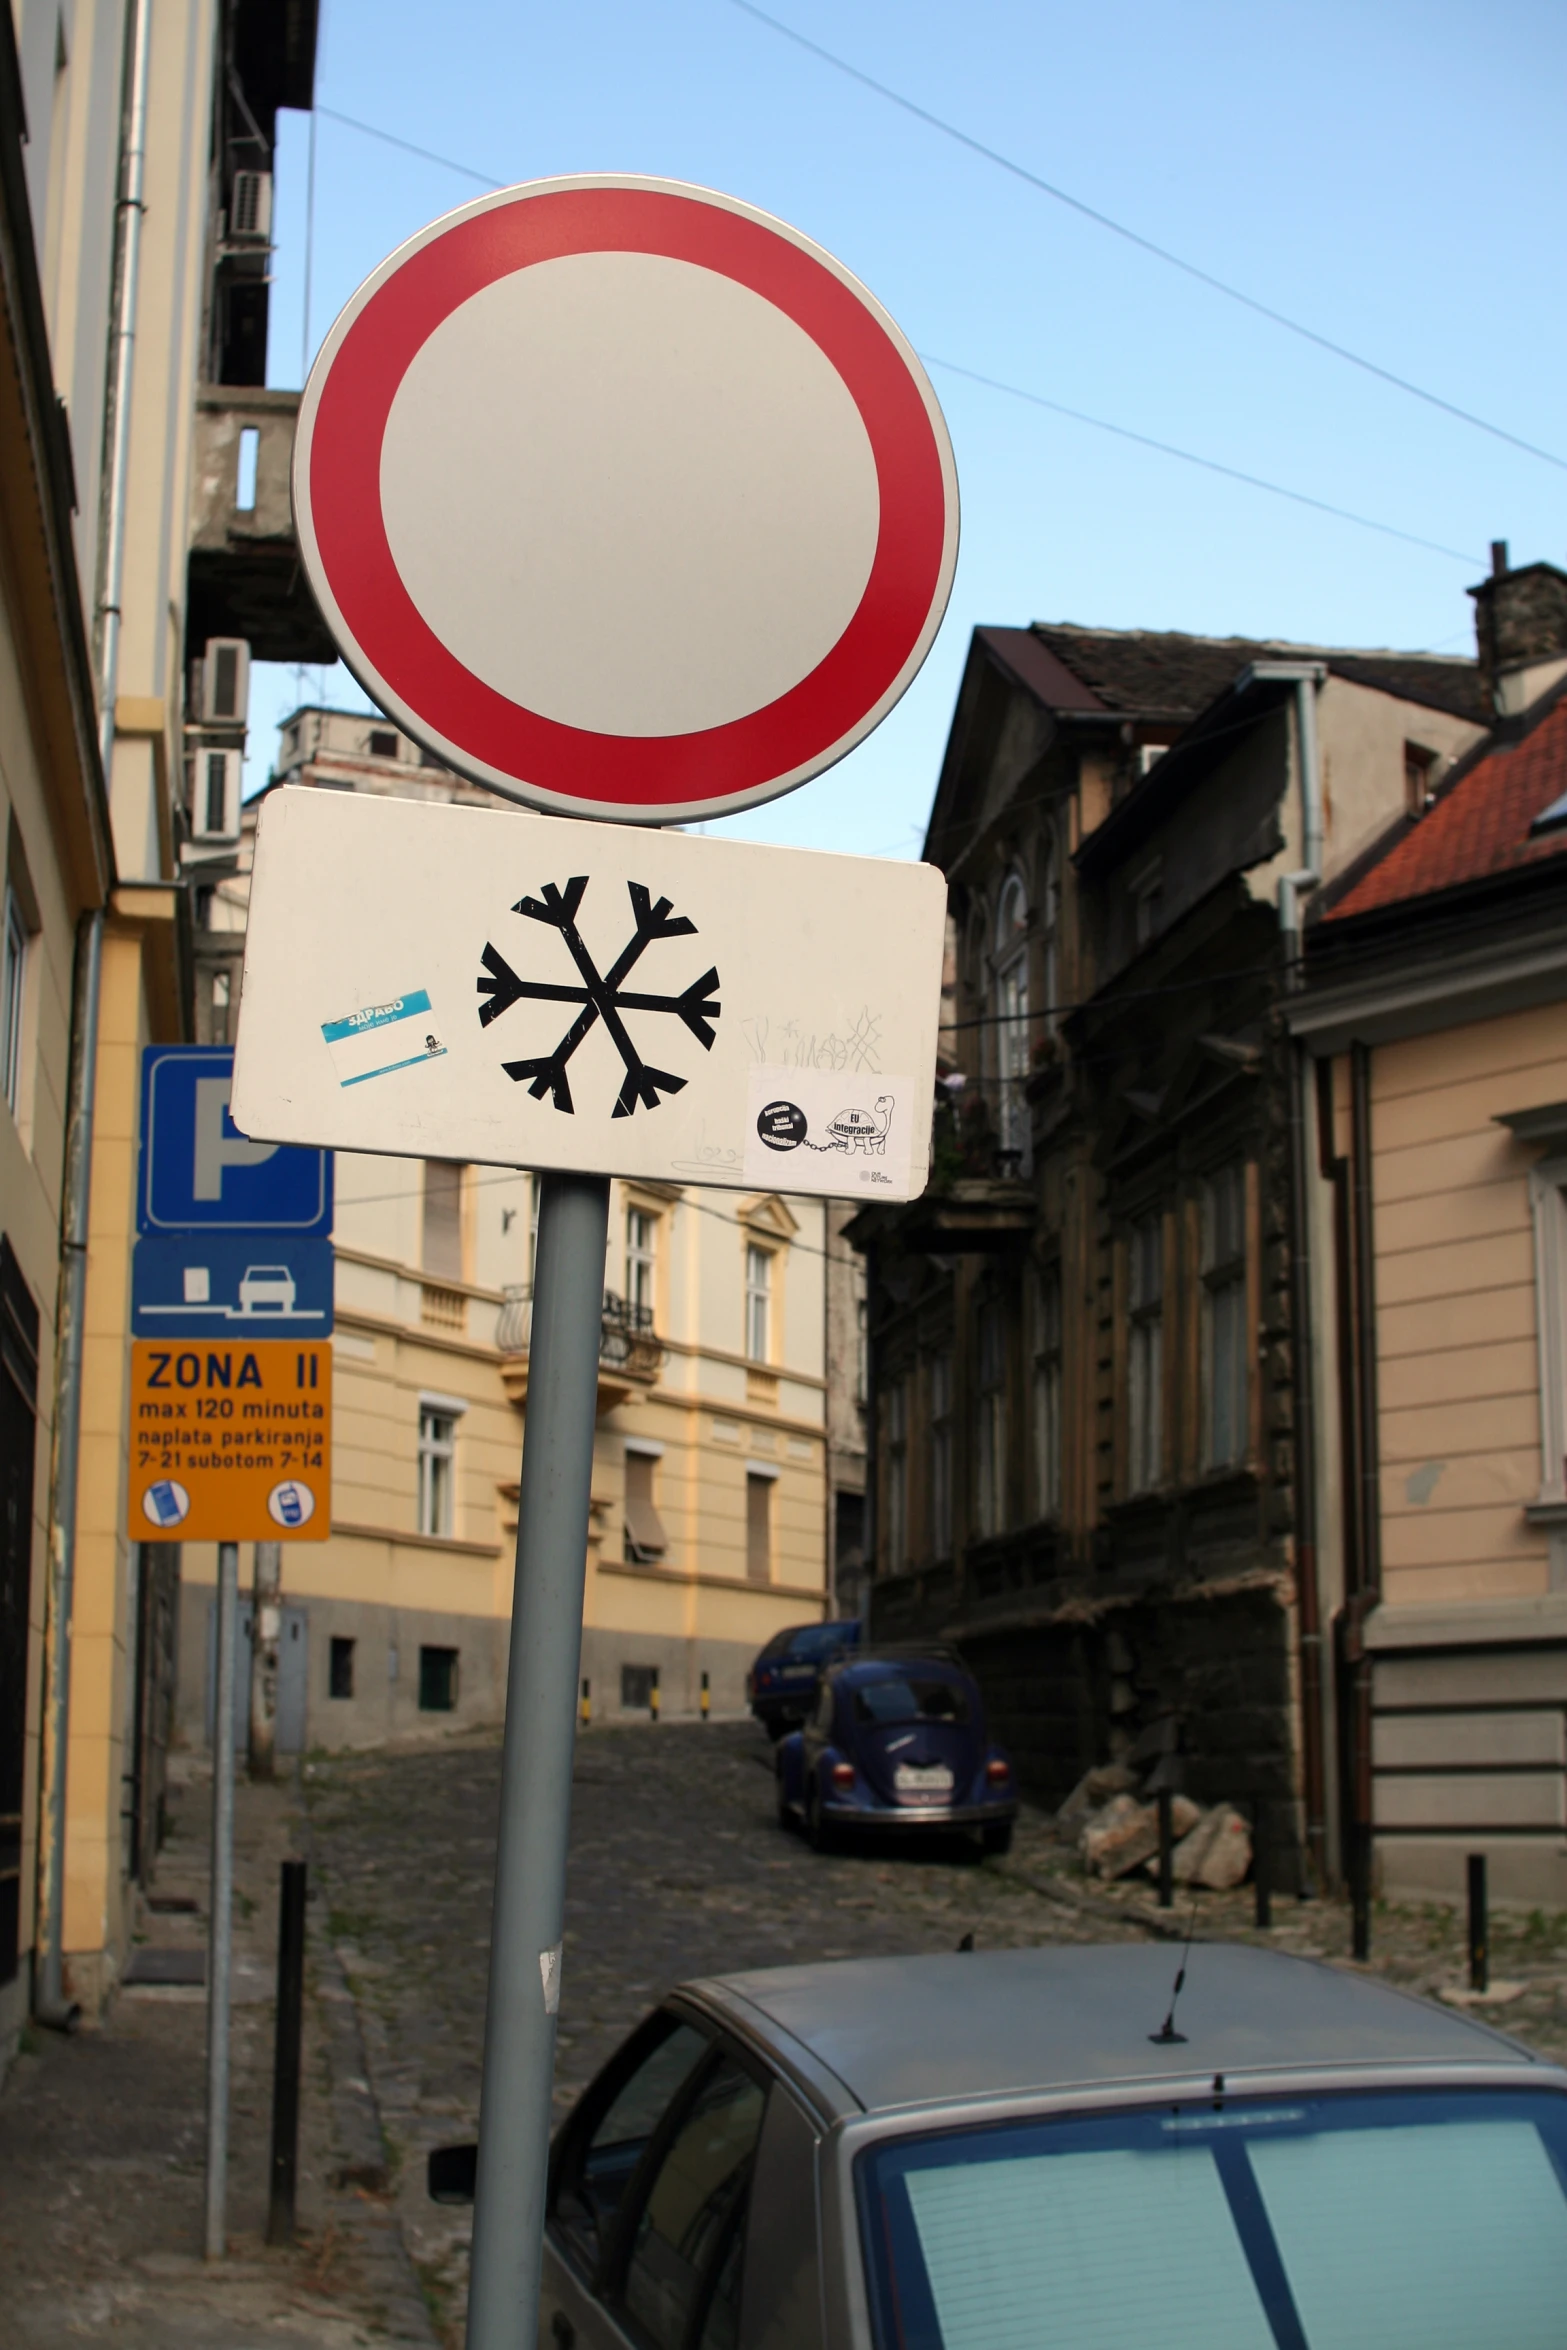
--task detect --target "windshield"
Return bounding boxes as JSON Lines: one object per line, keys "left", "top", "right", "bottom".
{"left": 852, "top": 1677, "right": 969, "bottom": 1727}
{"left": 858, "top": 2088, "right": 1567, "bottom": 2350}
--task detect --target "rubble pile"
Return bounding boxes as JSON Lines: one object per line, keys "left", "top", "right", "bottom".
{"left": 1058, "top": 1765, "right": 1255, "bottom": 1892}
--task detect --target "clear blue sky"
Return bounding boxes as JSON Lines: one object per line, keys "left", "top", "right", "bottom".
{"left": 249, "top": 0, "right": 1567, "bottom": 856}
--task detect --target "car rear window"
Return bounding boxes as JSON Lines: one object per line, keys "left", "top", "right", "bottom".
{"left": 786, "top": 1625, "right": 855, "bottom": 1663}
{"left": 852, "top": 1677, "right": 969, "bottom": 1727}
{"left": 858, "top": 2088, "right": 1567, "bottom": 2350}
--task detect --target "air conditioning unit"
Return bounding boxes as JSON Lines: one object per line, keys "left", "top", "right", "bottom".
{"left": 200, "top": 637, "right": 250, "bottom": 727}
{"left": 230, "top": 170, "right": 273, "bottom": 243}
{"left": 192, "top": 745, "right": 242, "bottom": 842}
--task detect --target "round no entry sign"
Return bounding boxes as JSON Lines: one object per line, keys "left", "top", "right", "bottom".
{"left": 294, "top": 175, "right": 959, "bottom": 823}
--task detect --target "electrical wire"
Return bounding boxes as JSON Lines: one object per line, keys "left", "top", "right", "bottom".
{"left": 307, "top": 101, "right": 1494, "bottom": 564}
{"left": 922, "top": 355, "right": 1484, "bottom": 565}
{"left": 726, "top": 0, "right": 1567, "bottom": 473}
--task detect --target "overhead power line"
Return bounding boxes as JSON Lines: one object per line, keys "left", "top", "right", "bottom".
{"left": 727, "top": 0, "right": 1567, "bottom": 474}
{"left": 308, "top": 104, "right": 1480, "bottom": 568}
{"left": 315, "top": 104, "right": 506, "bottom": 188}
{"left": 922, "top": 355, "right": 1484, "bottom": 566}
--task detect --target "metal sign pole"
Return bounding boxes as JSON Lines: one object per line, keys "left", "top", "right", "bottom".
{"left": 204, "top": 1536, "right": 238, "bottom": 2258}
{"left": 466, "top": 1170, "right": 610, "bottom": 2350}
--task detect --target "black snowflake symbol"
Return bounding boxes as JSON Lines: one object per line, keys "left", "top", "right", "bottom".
{"left": 476, "top": 876, "right": 721, "bottom": 1118}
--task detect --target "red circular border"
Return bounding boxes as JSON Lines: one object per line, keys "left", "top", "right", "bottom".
{"left": 304, "top": 187, "right": 949, "bottom": 810}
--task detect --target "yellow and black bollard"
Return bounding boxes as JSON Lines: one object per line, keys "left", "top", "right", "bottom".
{"left": 649, "top": 1668, "right": 660, "bottom": 1723}
{"left": 579, "top": 1677, "right": 591, "bottom": 1729}
{"left": 700, "top": 1669, "right": 710, "bottom": 1721}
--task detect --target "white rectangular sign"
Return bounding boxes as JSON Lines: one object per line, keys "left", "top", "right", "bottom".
{"left": 231, "top": 788, "right": 946, "bottom": 1202}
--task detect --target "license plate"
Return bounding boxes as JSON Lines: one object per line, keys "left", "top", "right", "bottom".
{"left": 894, "top": 1764, "right": 954, "bottom": 1795}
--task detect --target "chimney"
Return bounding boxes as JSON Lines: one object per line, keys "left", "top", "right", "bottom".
{"left": 1470, "top": 549, "right": 1567, "bottom": 717}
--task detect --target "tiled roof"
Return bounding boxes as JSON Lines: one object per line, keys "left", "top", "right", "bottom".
{"left": 1325, "top": 688, "right": 1567, "bottom": 923}
{"left": 1029, "top": 623, "right": 1487, "bottom": 725}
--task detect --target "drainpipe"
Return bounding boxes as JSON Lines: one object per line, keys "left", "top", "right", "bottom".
{"left": 35, "top": 0, "right": 150, "bottom": 2026}
{"left": 1240, "top": 663, "right": 1328, "bottom": 1888}
{"left": 93, "top": 0, "right": 152, "bottom": 772}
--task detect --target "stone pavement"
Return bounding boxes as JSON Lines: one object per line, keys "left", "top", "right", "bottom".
{"left": 7, "top": 1716, "right": 1566, "bottom": 2348}
{"left": 0, "top": 1751, "right": 435, "bottom": 2348}
{"left": 301, "top": 1716, "right": 1567, "bottom": 2345}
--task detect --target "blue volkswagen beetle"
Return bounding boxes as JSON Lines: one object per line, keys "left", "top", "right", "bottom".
{"left": 775, "top": 1653, "right": 1016, "bottom": 1854}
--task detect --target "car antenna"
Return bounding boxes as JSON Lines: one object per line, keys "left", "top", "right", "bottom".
{"left": 1149, "top": 1901, "right": 1200, "bottom": 2045}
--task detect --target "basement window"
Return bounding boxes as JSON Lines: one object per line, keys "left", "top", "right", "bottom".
{"left": 418, "top": 1646, "right": 458, "bottom": 1712}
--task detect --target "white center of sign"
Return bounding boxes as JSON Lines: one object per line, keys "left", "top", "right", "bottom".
{"left": 379, "top": 251, "right": 882, "bottom": 738}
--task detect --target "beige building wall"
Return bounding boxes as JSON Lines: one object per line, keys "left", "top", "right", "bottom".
{"left": 181, "top": 723, "right": 831, "bottom": 1751}
{"left": 1358, "top": 999, "right": 1567, "bottom": 1905}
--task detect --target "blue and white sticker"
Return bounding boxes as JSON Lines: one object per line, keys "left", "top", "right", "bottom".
{"left": 321, "top": 990, "right": 448, "bottom": 1088}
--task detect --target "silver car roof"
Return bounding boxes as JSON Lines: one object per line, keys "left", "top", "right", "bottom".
{"left": 692, "top": 1944, "right": 1552, "bottom": 2115}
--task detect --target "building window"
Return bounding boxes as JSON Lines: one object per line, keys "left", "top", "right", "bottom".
{"left": 621, "top": 1663, "right": 657, "bottom": 1712}
{"left": 884, "top": 1379, "right": 908, "bottom": 1572}
{"left": 368, "top": 728, "right": 399, "bottom": 761}
{"left": 626, "top": 1207, "right": 656, "bottom": 1324}
{"left": 1034, "top": 1263, "right": 1063, "bottom": 1518}
{"left": 1202, "top": 1164, "right": 1250, "bottom": 1471}
{"left": 1040, "top": 837, "right": 1060, "bottom": 1034}
{"left": 745, "top": 1244, "right": 771, "bottom": 1362}
{"left": 329, "top": 1637, "right": 355, "bottom": 1700}
{"left": 1128, "top": 1213, "right": 1164, "bottom": 1494}
{"left": 975, "top": 1301, "right": 1007, "bottom": 1537}
{"left": 992, "top": 871, "right": 1030, "bottom": 1169}
{"left": 2, "top": 888, "right": 27, "bottom": 1114}
{"left": 418, "top": 1406, "right": 457, "bottom": 1537}
{"left": 746, "top": 1472, "right": 773, "bottom": 1583}
{"left": 418, "top": 1645, "right": 458, "bottom": 1712}
{"left": 1404, "top": 740, "right": 1438, "bottom": 816}
{"left": 624, "top": 1446, "right": 668, "bottom": 1564}
{"left": 423, "top": 1160, "right": 465, "bottom": 1281}
{"left": 930, "top": 1349, "right": 953, "bottom": 1559}
{"left": 855, "top": 1295, "right": 868, "bottom": 1410}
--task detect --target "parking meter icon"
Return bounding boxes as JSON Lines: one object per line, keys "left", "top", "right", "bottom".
{"left": 267, "top": 1480, "right": 315, "bottom": 1529}
{"left": 143, "top": 1479, "right": 190, "bottom": 1528}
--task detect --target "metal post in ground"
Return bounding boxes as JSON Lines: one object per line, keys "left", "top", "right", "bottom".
{"left": 579, "top": 1677, "right": 591, "bottom": 1729}
{"left": 1467, "top": 1853, "right": 1489, "bottom": 1993}
{"left": 466, "top": 1173, "right": 609, "bottom": 2350}
{"left": 1351, "top": 1826, "right": 1372, "bottom": 1962}
{"left": 650, "top": 1666, "right": 660, "bottom": 1723}
{"left": 267, "top": 1858, "right": 308, "bottom": 2245}
{"left": 1253, "top": 1806, "right": 1272, "bottom": 1930}
{"left": 701, "top": 1668, "right": 710, "bottom": 1721}
{"left": 205, "top": 1538, "right": 239, "bottom": 2259}
{"left": 1156, "top": 1788, "right": 1174, "bottom": 1909}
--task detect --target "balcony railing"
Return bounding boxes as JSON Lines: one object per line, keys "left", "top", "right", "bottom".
{"left": 496, "top": 1285, "right": 662, "bottom": 1386}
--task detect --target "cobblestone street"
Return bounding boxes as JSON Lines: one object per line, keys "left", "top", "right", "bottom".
{"left": 305, "top": 1716, "right": 1567, "bottom": 2343}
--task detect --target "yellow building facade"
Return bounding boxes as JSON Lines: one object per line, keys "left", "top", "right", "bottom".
{"left": 178, "top": 717, "right": 834, "bottom": 1752}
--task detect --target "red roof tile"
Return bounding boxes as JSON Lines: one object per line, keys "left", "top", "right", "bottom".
{"left": 1326, "top": 693, "right": 1567, "bottom": 922}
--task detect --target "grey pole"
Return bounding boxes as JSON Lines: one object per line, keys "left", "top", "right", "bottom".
{"left": 205, "top": 1537, "right": 239, "bottom": 2260}
{"left": 466, "top": 1171, "right": 609, "bottom": 2350}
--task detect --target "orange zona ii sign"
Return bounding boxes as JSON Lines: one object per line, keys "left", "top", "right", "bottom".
{"left": 130, "top": 1338, "right": 331, "bottom": 1542}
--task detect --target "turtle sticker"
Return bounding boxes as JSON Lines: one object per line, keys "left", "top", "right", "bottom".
{"left": 743, "top": 1068, "right": 913, "bottom": 1195}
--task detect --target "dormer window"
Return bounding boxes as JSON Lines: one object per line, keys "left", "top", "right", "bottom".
{"left": 1404, "top": 741, "right": 1438, "bottom": 816}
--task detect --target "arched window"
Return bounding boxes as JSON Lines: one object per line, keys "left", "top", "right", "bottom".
{"left": 992, "top": 872, "right": 1030, "bottom": 1167}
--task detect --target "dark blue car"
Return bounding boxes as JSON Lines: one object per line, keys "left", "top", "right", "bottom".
{"left": 776, "top": 1654, "right": 1016, "bottom": 1854}
{"left": 746, "top": 1618, "right": 860, "bottom": 1740}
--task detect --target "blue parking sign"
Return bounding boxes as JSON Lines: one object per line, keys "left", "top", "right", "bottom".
{"left": 138, "top": 1046, "right": 332, "bottom": 1235}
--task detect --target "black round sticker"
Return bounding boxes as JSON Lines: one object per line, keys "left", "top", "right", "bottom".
{"left": 756, "top": 1099, "right": 807, "bottom": 1151}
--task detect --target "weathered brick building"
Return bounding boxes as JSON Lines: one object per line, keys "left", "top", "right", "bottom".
{"left": 851, "top": 616, "right": 1488, "bottom": 1881}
